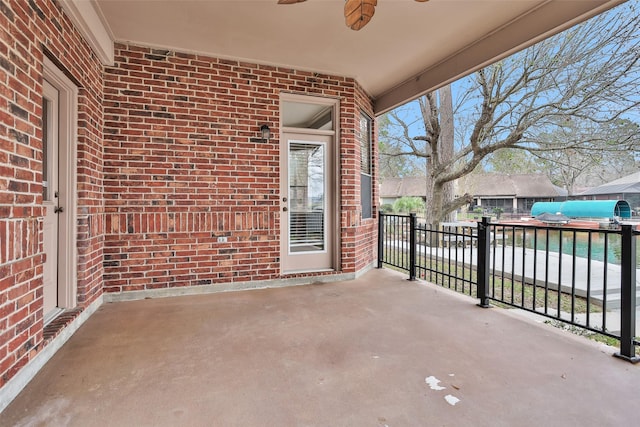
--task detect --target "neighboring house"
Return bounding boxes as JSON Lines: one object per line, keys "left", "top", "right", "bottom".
{"left": 577, "top": 171, "right": 640, "bottom": 211}
{"left": 379, "top": 177, "right": 427, "bottom": 207}
{"left": 0, "top": 0, "right": 621, "bottom": 410}
{"left": 381, "top": 174, "right": 564, "bottom": 215}
{"left": 458, "top": 173, "right": 564, "bottom": 214}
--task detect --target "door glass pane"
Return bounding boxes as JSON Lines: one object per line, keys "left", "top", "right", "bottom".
{"left": 289, "top": 142, "right": 325, "bottom": 253}
{"left": 42, "top": 97, "right": 49, "bottom": 201}
{"left": 282, "top": 102, "right": 333, "bottom": 129}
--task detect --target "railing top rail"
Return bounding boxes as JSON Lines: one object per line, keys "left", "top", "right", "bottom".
{"left": 441, "top": 221, "right": 477, "bottom": 228}
{"left": 489, "top": 221, "right": 640, "bottom": 235}
{"left": 380, "top": 212, "right": 410, "bottom": 218}
{"left": 381, "top": 213, "right": 640, "bottom": 235}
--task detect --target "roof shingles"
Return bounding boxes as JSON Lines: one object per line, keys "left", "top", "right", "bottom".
{"left": 380, "top": 173, "right": 562, "bottom": 199}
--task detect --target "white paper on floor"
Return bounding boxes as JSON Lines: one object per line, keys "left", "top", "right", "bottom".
{"left": 425, "top": 375, "right": 462, "bottom": 407}
{"left": 425, "top": 376, "right": 446, "bottom": 391}
{"left": 445, "top": 394, "right": 461, "bottom": 406}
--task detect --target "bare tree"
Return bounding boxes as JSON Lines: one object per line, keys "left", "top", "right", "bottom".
{"left": 531, "top": 118, "right": 639, "bottom": 194}
{"left": 378, "top": 115, "right": 425, "bottom": 178}
{"left": 380, "top": 1, "right": 640, "bottom": 224}
{"left": 416, "top": 86, "right": 464, "bottom": 223}
{"left": 485, "top": 148, "right": 541, "bottom": 175}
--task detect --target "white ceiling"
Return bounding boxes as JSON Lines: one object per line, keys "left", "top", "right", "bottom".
{"left": 89, "top": 0, "right": 624, "bottom": 113}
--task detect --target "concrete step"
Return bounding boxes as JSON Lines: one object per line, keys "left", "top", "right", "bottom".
{"left": 589, "top": 289, "right": 640, "bottom": 310}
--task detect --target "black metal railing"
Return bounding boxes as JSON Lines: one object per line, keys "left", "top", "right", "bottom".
{"left": 378, "top": 212, "right": 640, "bottom": 362}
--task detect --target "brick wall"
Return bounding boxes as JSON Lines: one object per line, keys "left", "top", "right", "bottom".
{"left": 346, "top": 83, "right": 379, "bottom": 273}
{"left": 0, "top": 0, "right": 379, "bottom": 392}
{"left": 103, "top": 43, "right": 378, "bottom": 292}
{"left": 0, "top": 0, "right": 104, "bottom": 387}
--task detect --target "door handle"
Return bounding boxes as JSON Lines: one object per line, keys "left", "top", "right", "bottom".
{"left": 54, "top": 206, "right": 64, "bottom": 214}
{"left": 283, "top": 207, "right": 288, "bottom": 212}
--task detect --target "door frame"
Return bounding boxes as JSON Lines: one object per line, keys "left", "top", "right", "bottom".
{"left": 280, "top": 94, "right": 341, "bottom": 274}
{"left": 43, "top": 56, "right": 78, "bottom": 310}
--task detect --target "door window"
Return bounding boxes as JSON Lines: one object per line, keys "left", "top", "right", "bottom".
{"left": 289, "top": 142, "right": 326, "bottom": 253}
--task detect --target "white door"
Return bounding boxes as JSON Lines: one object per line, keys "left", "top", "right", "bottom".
{"left": 281, "top": 132, "right": 334, "bottom": 273}
{"left": 42, "top": 79, "right": 61, "bottom": 323}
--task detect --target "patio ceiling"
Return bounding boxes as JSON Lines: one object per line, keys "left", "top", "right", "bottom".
{"left": 68, "top": 0, "right": 623, "bottom": 114}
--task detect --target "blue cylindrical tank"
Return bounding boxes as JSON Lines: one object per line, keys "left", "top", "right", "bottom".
{"left": 531, "top": 200, "right": 632, "bottom": 219}
{"left": 530, "top": 202, "right": 563, "bottom": 217}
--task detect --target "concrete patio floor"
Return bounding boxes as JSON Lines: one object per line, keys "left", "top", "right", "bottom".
{"left": 1, "top": 268, "right": 638, "bottom": 426}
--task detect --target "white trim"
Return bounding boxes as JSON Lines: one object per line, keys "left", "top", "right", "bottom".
{"left": 58, "top": 0, "right": 114, "bottom": 65}
{"left": 281, "top": 93, "right": 340, "bottom": 107}
{"left": 280, "top": 94, "right": 341, "bottom": 273}
{"left": 104, "top": 262, "right": 378, "bottom": 303}
{"left": 43, "top": 57, "right": 78, "bottom": 310}
{"left": 354, "top": 261, "right": 376, "bottom": 279}
{"left": 281, "top": 127, "right": 335, "bottom": 137}
{"left": 43, "top": 307, "right": 64, "bottom": 326}
{"left": 0, "top": 296, "right": 103, "bottom": 413}
{"left": 104, "top": 272, "right": 358, "bottom": 303}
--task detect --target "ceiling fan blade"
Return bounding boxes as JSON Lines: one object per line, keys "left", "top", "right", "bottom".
{"left": 279, "top": 0, "right": 425, "bottom": 31}
{"left": 345, "top": 0, "right": 377, "bottom": 31}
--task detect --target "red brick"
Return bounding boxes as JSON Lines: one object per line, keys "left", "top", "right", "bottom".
{"left": 1, "top": 0, "right": 377, "bottom": 390}
{"left": 1, "top": 0, "right": 104, "bottom": 386}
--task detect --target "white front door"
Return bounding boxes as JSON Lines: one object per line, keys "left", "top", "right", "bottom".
{"left": 281, "top": 132, "right": 335, "bottom": 273}
{"left": 41, "top": 57, "right": 79, "bottom": 323}
{"left": 42, "top": 79, "right": 61, "bottom": 323}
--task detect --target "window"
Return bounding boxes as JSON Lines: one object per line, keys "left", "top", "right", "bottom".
{"left": 359, "top": 112, "right": 372, "bottom": 219}
{"left": 482, "top": 198, "right": 513, "bottom": 213}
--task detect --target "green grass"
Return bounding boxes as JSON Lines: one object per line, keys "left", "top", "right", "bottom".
{"left": 385, "top": 250, "right": 601, "bottom": 314}
{"left": 487, "top": 276, "right": 602, "bottom": 315}
{"left": 544, "top": 320, "right": 640, "bottom": 356}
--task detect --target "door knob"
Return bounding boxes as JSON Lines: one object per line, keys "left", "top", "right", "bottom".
{"left": 54, "top": 206, "right": 64, "bottom": 213}
{"left": 283, "top": 207, "right": 288, "bottom": 212}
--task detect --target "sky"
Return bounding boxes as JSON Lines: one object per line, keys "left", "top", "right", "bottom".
{"left": 385, "top": 0, "right": 640, "bottom": 151}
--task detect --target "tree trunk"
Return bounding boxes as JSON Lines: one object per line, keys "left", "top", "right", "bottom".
{"left": 431, "top": 181, "right": 445, "bottom": 226}
{"left": 438, "top": 86, "right": 455, "bottom": 222}
{"left": 425, "top": 165, "right": 435, "bottom": 225}
{"left": 423, "top": 85, "right": 455, "bottom": 227}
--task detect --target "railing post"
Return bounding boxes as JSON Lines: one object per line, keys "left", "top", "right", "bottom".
{"left": 408, "top": 213, "right": 417, "bottom": 281}
{"left": 477, "top": 216, "right": 491, "bottom": 308}
{"left": 377, "top": 211, "right": 385, "bottom": 269}
{"left": 614, "top": 225, "right": 639, "bottom": 363}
